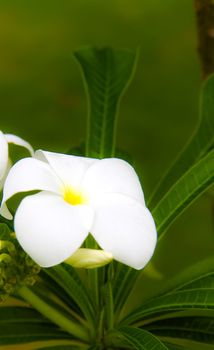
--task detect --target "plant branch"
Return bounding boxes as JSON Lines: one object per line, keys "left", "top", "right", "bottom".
{"left": 194, "top": 0, "right": 214, "bottom": 78}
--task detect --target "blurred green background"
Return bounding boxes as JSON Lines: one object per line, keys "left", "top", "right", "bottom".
{"left": 0, "top": 0, "right": 213, "bottom": 307}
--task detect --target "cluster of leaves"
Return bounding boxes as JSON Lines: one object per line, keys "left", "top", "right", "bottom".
{"left": 0, "top": 46, "right": 213, "bottom": 350}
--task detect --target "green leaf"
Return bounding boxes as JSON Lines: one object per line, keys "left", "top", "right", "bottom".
{"left": 0, "top": 223, "right": 11, "bottom": 239}
{"left": 74, "top": 46, "right": 137, "bottom": 158}
{"left": 113, "top": 264, "right": 139, "bottom": 317}
{"left": 152, "top": 149, "right": 214, "bottom": 240}
{"left": 0, "top": 215, "right": 14, "bottom": 231}
{"left": 0, "top": 307, "right": 72, "bottom": 345}
{"left": 153, "top": 257, "right": 214, "bottom": 297}
{"left": 67, "top": 142, "right": 133, "bottom": 164}
{"left": 0, "top": 324, "right": 72, "bottom": 345}
{"left": 114, "top": 326, "right": 169, "bottom": 349}
{"left": 163, "top": 344, "right": 189, "bottom": 350}
{"left": 122, "top": 287, "right": 214, "bottom": 326}
{"left": 1, "top": 307, "right": 80, "bottom": 346}
{"left": 35, "top": 346, "right": 81, "bottom": 350}
{"left": 43, "top": 264, "right": 95, "bottom": 325}
{"left": 149, "top": 74, "right": 214, "bottom": 209}
{"left": 40, "top": 270, "right": 82, "bottom": 316}
{"left": 146, "top": 317, "right": 214, "bottom": 346}
{"left": 0, "top": 306, "right": 48, "bottom": 323}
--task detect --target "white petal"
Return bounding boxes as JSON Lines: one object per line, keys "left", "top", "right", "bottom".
{"left": 91, "top": 193, "right": 157, "bottom": 270}
{"left": 81, "top": 158, "right": 145, "bottom": 205}
{"left": 35, "top": 150, "right": 98, "bottom": 189}
{"left": 0, "top": 158, "right": 12, "bottom": 191}
{"left": 0, "top": 157, "right": 62, "bottom": 219}
{"left": 5, "top": 134, "right": 34, "bottom": 156}
{"left": 0, "top": 131, "right": 8, "bottom": 182}
{"left": 14, "top": 192, "right": 94, "bottom": 267}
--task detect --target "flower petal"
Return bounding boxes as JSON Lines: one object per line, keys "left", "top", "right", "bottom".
{"left": 91, "top": 193, "right": 157, "bottom": 270}
{"left": 0, "top": 157, "right": 62, "bottom": 219}
{"left": 35, "top": 150, "right": 98, "bottom": 189}
{"left": 81, "top": 158, "right": 145, "bottom": 205}
{"left": 14, "top": 192, "right": 94, "bottom": 267}
{"left": 0, "top": 158, "right": 12, "bottom": 190}
{"left": 0, "top": 131, "right": 8, "bottom": 182}
{"left": 4, "top": 134, "right": 34, "bottom": 156}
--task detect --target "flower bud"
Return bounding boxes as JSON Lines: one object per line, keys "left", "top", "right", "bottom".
{"left": 65, "top": 248, "right": 113, "bottom": 269}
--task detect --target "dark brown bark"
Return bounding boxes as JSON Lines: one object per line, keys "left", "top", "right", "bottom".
{"left": 194, "top": 0, "right": 214, "bottom": 79}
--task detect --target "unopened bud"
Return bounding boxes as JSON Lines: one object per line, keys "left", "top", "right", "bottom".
{"left": 65, "top": 249, "right": 113, "bottom": 269}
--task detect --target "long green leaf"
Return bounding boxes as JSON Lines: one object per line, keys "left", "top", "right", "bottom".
{"left": 0, "top": 306, "right": 48, "bottom": 323}
{"left": 149, "top": 74, "right": 214, "bottom": 208}
{"left": 114, "top": 326, "right": 169, "bottom": 349}
{"left": 43, "top": 264, "right": 95, "bottom": 325}
{"left": 0, "top": 321, "right": 72, "bottom": 345}
{"left": 40, "top": 270, "right": 82, "bottom": 315}
{"left": 152, "top": 149, "right": 214, "bottom": 240}
{"left": 113, "top": 264, "right": 139, "bottom": 316}
{"left": 74, "top": 46, "right": 137, "bottom": 158}
{"left": 151, "top": 257, "right": 214, "bottom": 297}
{"left": 122, "top": 288, "right": 214, "bottom": 326}
{"left": 115, "top": 148, "right": 214, "bottom": 323}
{"left": 163, "top": 344, "right": 189, "bottom": 350}
{"left": 35, "top": 345, "right": 82, "bottom": 350}
{"left": 146, "top": 317, "right": 214, "bottom": 346}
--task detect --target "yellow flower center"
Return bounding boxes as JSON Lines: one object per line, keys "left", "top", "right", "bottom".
{"left": 63, "top": 186, "right": 86, "bottom": 205}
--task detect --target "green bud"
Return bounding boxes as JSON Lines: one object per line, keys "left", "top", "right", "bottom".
{"left": 65, "top": 248, "right": 113, "bottom": 269}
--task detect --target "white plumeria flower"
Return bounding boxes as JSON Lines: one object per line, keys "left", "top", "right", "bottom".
{"left": 0, "top": 131, "right": 34, "bottom": 189}
{"left": 0, "top": 151, "right": 157, "bottom": 270}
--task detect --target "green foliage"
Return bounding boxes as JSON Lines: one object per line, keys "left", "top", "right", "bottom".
{"left": 149, "top": 74, "right": 214, "bottom": 209}
{"left": 0, "top": 307, "right": 72, "bottom": 345}
{"left": 114, "top": 326, "right": 169, "bottom": 349}
{"left": 153, "top": 148, "right": 214, "bottom": 239}
{"left": 43, "top": 264, "right": 95, "bottom": 326}
{"left": 74, "top": 46, "right": 137, "bottom": 158}
{"left": 0, "top": 47, "right": 213, "bottom": 350}
{"left": 147, "top": 317, "right": 214, "bottom": 345}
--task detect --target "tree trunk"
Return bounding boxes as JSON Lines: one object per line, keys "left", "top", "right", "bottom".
{"left": 194, "top": 0, "right": 214, "bottom": 78}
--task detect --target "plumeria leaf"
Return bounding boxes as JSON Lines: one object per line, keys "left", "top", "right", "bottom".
{"left": 146, "top": 317, "right": 214, "bottom": 346}
{"left": 121, "top": 286, "right": 214, "bottom": 326}
{"left": 0, "top": 307, "right": 72, "bottom": 345}
{"left": 0, "top": 324, "right": 72, "bottom": 345}
{"left": 114, "top": 135, "right": 214, "bottom": 310}
{"left": 30, "top": 283, "right": 83, "bottom": 325}
{"left": 43, "top": 264, "right": 95, "bottom": 326}
{"left": 40, "top": 270, "right": 82, "bottom": 315}
{"left": 149, "top": 73, "right": 214, "bottom": 209}
{"left": 114, "top": 326, "right": 169, "bottom": 349}
{"left": 151, "top": 256, "right": 214, "bottom": 297}
{"left": 163, "top": 344, "right": 189, "bottom": 350}
{"left": 113, "top": 264, "right": 139, "bottom": 316}
{"left": 67, "top": 142, "right": 133, "bottom": 164}
{"left": 35, "top": 345, "right": 83, "bottom": 350}
{"left": 74, "top": 46, "right": 137, "bottom": 158}
{"left": 0, "top": 306, "right": 48, "bottom": 324}
{"left": 152, "top": 149, "right": 214, "bottom": 240}
{"left": 0, "top": 222, "right": 11, "bottom": 239}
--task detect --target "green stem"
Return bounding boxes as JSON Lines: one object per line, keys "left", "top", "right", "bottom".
{"left": 106, "top": 280, "right": 114, "bottom": 330}
{"left": 18, "top": 286, "right": 90, "bottom": 342}
{"left": 104, "top": 264, "right": 114, "bottom": 332}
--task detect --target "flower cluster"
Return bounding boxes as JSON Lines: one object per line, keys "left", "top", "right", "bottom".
{"left": 0, "top": 225, "right": 40, "bottom": 301}
{"left": 0, "top": 131, "right": 157, "bottom": 271}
